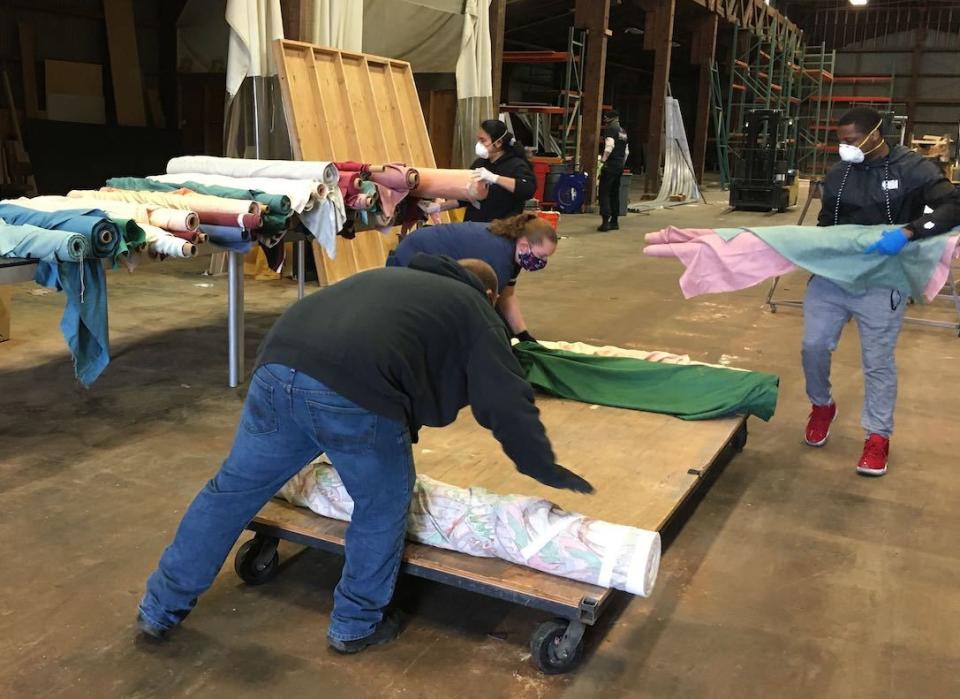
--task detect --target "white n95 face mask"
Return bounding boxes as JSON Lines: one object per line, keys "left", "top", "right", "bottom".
{"left": 839, "top": 120, "right": 884, "bottom": 164}
{"left": 475, "top": 141, "right": 489, "bottom": 159}
{"left": 838, "top": 143, "right": 865, "bottom": 164}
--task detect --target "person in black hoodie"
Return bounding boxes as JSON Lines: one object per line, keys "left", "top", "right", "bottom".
{"left": 803, "top": 107, "right": 960, "bottom": 477}
{"left": 136, "top": 254, "right": 592, "bottom": 653}
{"left": 423, "top": 119, "right": 536, "bottom": 222}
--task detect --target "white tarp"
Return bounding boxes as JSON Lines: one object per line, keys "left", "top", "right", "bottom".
{"left": 225, "top": 0, "right": 284, "bottom": 97}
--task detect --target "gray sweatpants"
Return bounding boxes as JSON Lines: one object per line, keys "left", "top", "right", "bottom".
{"left": 801, "top": 275, "right": 906, "bottom": 438}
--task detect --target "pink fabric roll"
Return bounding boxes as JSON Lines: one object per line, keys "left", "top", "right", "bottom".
{"left": 367, "top": 163, "right": 419, "bottom": 191}
{"left": 644, "top": 231, "right": 797, "bottom": 299}
{"left": 69, "top": 188, "right": 259, "bottom": 217}
{"left": 924, "top": 235, "right": 960, "bottom": 301}
{"left": 411, "top": 168, "right": 489, "bottom": 202}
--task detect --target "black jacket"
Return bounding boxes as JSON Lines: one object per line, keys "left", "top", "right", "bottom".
{"left": 463, "top": 152, "right": 536, "bottom": 222}
{"left": 255, "top": 254, "right": 555, "bottom": 473}
{"left": 818, "top": 145, "right": 960, "bottom": 238}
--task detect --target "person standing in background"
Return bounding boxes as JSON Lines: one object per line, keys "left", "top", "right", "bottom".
{"left": 597, "top": 110, "right": 630, "bottom": 232}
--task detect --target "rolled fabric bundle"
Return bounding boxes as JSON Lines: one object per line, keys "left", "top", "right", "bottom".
{"left": 69, "top": 188, "right": 258, "bottom": 218}
{"left": 109, "top": 218, "right": 147, "bottom": 252}
{"left": 196, "top": 210, "right": 262, "bottom": 229}
{"left": 199, "top": 224, "right": 250, "bottom": 243}
{"left": 0, "top": 203, "right": 120, "bottom": 261}
{"left": 412, "top": 168, "right": 489, "bottom": 202}
{"left": 337, "top": 170, "right": 364, "bottom": 198}
{"left": 104, "top": 177, "right": 290, "bottom": 219}
{"left": 166, "top": 156, "right": 339, "bottom": 188}
{"left": 146, "top": 231, "right": 197, "bottom": 259}
{"left": 149, "top": 173, "right": 319, "bottom": 215}
{"left": 367, "top": 163, "right": 419, "bottom": 191}
{"left": 0, "top": 220, "right": 89, "bottom": 262}
{"left": 167, "top": 229, "right": 203, "bottom": 243}
{"left": 10, "top": 195, "right": 200, "bottom": 234}
{"left": 280, "top": 462, "right": 661, "bottom": 597}
{"left": 333, "top": 161, "right": 365, "bottom": 175}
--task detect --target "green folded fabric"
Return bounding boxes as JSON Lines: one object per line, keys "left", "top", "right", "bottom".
{"left": 513, "top": 341, "right": 780, "bottom": 421}
{"left": 105, "top": 176, "right": 292, "bottom": 228}
{"left": 714, "top": 224, "right": 953, "bottom": 299}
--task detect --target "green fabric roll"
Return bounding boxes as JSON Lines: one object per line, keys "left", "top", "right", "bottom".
{"left": 713, "top": 224, "right": 953, "bottom": 299}
{"left": 513, "top": 341, "right": 780, "bottom": 421}
{"left": 105, "top": 176, "right": 292, "bottom": 220}
{"left": 110, "top": 218, "right": 147, "bottom": 249}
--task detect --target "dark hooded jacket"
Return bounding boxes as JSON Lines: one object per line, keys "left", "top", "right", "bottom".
{"left": 818, "top": 144, "right": 960, "bottom": 238}
{"left": 463, "top": 151, "right": 536, "bottom": 222}
{"left": 255, "top": 253, "right": 555, "bottom": 473}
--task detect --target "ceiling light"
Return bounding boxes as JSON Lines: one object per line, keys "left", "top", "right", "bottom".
{"left": 849, "top": 0, "right": 868, "bottom": 6}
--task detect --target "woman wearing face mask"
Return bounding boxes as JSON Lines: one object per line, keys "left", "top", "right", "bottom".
{"left": 801, "top": 107, "right": 960, "bottom": 478}
{"left": 425, "top": 120, "right": 537, "bottom": 223}
{"left": 387, "top": 212, "right": 557, "bottom": 341}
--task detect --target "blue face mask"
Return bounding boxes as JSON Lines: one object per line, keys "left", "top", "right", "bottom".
{"left": 518, "top": 250, "right": 547, "bottom": 272}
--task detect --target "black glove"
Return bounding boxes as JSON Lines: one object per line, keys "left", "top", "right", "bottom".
{"left": 515, "top": 330, "right": 537, "bottom": 343}
{"left": 520, "top": 463, "right": 594, "bottom": 494}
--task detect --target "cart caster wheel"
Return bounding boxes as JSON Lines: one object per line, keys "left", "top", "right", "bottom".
{"left": 530, "top": 619, "right": 584, "bottom": 674}
{"left": 733, "top": 424, "right": 748, "bottom": 452}
{"left": 234, "top": 536, "right": 279, "bottom": 585}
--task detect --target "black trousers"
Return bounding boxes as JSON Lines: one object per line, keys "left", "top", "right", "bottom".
{"left": 598, "top": 167, "right": 623, "bottom": 219}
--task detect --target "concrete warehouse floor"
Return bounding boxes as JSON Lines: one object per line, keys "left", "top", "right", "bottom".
{"left": 3, "top": 182, "right": 960, "bottom": 698}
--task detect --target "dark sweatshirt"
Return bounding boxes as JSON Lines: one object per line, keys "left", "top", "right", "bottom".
{"left": 255, "top": 253, "right": 555, "bottom": 474}
{"left": 818, "top": 144, "right": 960, "bottom": 238}
{"left": 463, "top": 152, "right": 536, "bottom": 222}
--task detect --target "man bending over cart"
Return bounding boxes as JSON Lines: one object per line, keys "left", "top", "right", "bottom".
{"left": 136, "top": 254, "right": 593, "bottom": 654}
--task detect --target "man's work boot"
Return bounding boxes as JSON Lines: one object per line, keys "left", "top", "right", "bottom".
{"left": 609, "top": 217, "right": 620, "bottom": 230}
{"left": 857, "top": 434, "right": 889, "bottom": 477}
{"left": 328, "top": 611, "right": 403, "bottom": 654}
{"left": 597, "top": 217, "right": 610, "bottom": 232}
{"left": 804, "top": 402, "right": 837, "bottom": 447}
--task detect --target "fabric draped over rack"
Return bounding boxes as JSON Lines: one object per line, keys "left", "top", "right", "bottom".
{"left": 453, "top": 0, "right": 494, "bottom": 168}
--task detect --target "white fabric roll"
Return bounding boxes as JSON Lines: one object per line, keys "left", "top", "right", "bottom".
{"left": 143, "top": 225, "right": 197, "bottom": 258}
{"left": 280, "top": 461, "right": 661, "bottom": 597}
{"left": 149, "top": 173, "right": 319, "bottom": 214}
{"left": 166, "top": 156, "right": 339, "bottom": 188}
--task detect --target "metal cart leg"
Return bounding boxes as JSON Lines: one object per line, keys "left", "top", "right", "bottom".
{"left": 297, "top": 239, "right": 306, "bottom": 300}
{"left": 227, "top": 251, "right": 245, "bottom": 388}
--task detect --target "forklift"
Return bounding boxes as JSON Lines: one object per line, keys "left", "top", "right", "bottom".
{"left": 729, "top": 109, "right": 799, "bottom": 212}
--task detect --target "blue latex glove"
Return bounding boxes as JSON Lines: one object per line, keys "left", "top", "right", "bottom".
{"left": 864, "top": 228, "right": 910, "bottom": 256}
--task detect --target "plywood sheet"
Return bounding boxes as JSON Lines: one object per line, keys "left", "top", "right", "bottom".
{"left": 102, "top": 0, "right": 147, "bottom": 126}
{"left": 44, "top": 61, "right": 106, "bottom": 125}
{"left": 274, "top": 40, "right": 438, "bottom": 285}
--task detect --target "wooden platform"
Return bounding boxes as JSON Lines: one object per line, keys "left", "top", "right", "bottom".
{"left": 250, "top": 396, "right": 746, "bottom": 621}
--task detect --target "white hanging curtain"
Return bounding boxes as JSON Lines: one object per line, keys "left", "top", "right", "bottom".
{"left": 453, "top": 0, "right": 494, "bottom": 168}
{"left": 223, "top": 0, "right": 290, "bottom": 159}
{"left": 305, "top": 0, "right": 363, "bottom": 51}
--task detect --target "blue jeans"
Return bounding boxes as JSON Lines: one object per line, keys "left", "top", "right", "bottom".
{"left": 802, "top": 276, "right": 906, "bottom": 437}
{"left": 139, "top": 363, "right": 415, "bottom": 642}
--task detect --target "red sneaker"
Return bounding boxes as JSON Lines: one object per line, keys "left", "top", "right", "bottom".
{"left": 857, "top": 434, "right": 889, "bottom": 477}
{"left": 804, "top": 402, "right": 838, "bottom": 447}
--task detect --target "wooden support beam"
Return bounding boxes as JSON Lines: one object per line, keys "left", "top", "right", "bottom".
{"left": 17, "top": 23, "right": 39, "bottom": 119}
{"left": 640, "top": 0, "right": 675, "bottom": 194}
{"left": 575, "top": 0, "right": 611, "bottom": 208}
{"left": 102, "top": 0, "right": 147, "bottom": 126}
{"left": 490, "top": 0, "right": 507, "bottom": 108}
{"left": 691, "top": 13, "right": 718, "bottom": 183}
